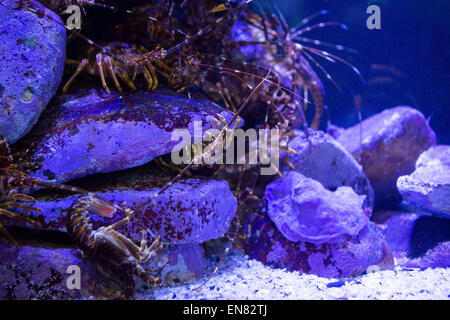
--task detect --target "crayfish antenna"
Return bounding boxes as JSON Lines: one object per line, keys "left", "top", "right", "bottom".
{"left": 194, "top": 217, "right": 240, "bottom": 292}
{"left": 134, "top": 69, "right": 269, "bottom": 213}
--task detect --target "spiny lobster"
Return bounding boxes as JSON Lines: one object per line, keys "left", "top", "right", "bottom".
{"left": 0, "top": 136, "right": 167, "bottom": 297}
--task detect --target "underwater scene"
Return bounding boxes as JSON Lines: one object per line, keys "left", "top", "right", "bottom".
{"left": 0, "top": 0, "right": 448, "bottom": 301}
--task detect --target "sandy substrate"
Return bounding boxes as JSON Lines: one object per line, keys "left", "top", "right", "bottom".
{"left": 141, "top": 250, "right": 450, "bottom": 300}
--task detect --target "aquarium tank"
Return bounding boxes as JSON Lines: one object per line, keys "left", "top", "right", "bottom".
{"left": 0, "top": 0, "right": 448, "bottom": 302}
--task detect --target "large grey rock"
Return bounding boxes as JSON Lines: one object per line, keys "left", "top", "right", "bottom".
{"left": 286, "top": 130, "right": 374, "bottom": 208}
{"left": 0, "top": 0, "right": 66, "bottom": 143}
{"left": 397, "top": 145, "right": 450, "bottom": 217}
{"left": 336, "top": 106, "right": 436, "bottom": 207}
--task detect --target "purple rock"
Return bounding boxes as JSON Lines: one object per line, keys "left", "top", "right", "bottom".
{"left": 378, "top": 211, "right": 423, "bottom": 253}
{"left": 397, "top": 145, "right": 450, "bottom": 217}
{"left": 286, "top": 130, "right": 374, "bottom": 208}
{"left": 265, "top": 171, "right": 369, "bottom": 243}
{"left": 336, "top": 106, "right": 436, "bottom": 207}
{"left": 0, "top": 240, "right": 194, "bottom": 298}
{"left": 145, "top": 243, "right": 205, "bottom": 285}
{"left": 0, "top": 0, "right": 66, "bottom": 143}
{"left": 36, "top": 0, "right": 65, "bottom": 11}
{"left": 8, "top": 178, "right": 237, "bottom": 244}
{"left": 24, "top": 91, "right": 241, "bottom": 183}
{"left": 0, "top": 242, "right": 109, "bottom": 299}
{"left": 326, "top": 123, "right": 345, "bottom": 140}
{"left": 379, "top": 212, "right": 450, "bottom": 269}
{"left": 242, "top": 214, "right": 392, "bottom": 278}
{"left": 397, "top": 242, "right": 450, "bottom": 270}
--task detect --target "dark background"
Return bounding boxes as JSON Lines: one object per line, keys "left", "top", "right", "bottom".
{"left": 249, "top": 0, "right": 449, "bottom": 143}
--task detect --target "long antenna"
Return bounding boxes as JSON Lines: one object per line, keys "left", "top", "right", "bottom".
{"left": 162, "top": 0, "right": 253, "bottom": 57}
{"left": 133, "top": 68, "right": 270, "bottom": 213}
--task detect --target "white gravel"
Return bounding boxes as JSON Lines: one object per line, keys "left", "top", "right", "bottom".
{"left": 141, "top": 249, "right": 450, "bottom": 300}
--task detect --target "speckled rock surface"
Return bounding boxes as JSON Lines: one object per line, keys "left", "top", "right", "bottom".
{"left": 0, "top": 242, "right": 107, "bottom": 299}
{"left": 336, "top": 106, "right": 436, "bottom": 207}
{"left": 396, "top": 241, "right": 450, "bottom": 270}
{"left": 241, "top": 213, "right": 392, "bottom": 278}
{"left": 286, "top": 130, "right": 374, "bottom": 208}
{"left": 0, "top": 240, "right": 208, "bottom": 299}
{"left": 23, "top": 91, "right": 241, "bottom": 183}
{"left": 0, "top": 0, "right": 66, "bottom": 143}
{"left": 8, "top": 178, "right": 237, "bottom": 244}
{"left": 397, "top": 145, "right": 450, "bottom": 217}
{"left": 265, "top": 171, "right": 369, "bottom": 243}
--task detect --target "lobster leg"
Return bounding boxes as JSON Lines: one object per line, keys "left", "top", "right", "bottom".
{"left": 135, "top": 263, "right": 161, "bottom": 286}
{"left": 116, "top": 68, "right": 137, "bottom": 91}
{"left": 0, "top": 221, "right": 18, "bottom": 247}
{"left": 102, "top": 216, "right": 131, "bottom": 232}
{"left": 140, "top": 235, "right": 163, "bottom": 263}
{"left": 309, "top": 79, "right": 325, "bottom": 130}
{"left": 104, "top": 55, "right": 123, "bottom": 93}
{"left": 62, "top": 58, "right": 89, "bottom": 95}
{"left": 143, "top": 63, "right": 159, "bottom": 91}
{"left": 148, "top": 65, "right": 159, "bottom": 90}
{"left": 96, "top": 53, "right": 111, "bottom": 94}
{"left": 142, "top": 66, "right": 155, "bottom": 91}
{"left": 139, "top": 230, "right": 147, "bottom": 254}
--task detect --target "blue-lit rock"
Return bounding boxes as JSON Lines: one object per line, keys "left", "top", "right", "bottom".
{"left": 285, "top": 130, "right": 374, "bottom": 209}
{"left": 0, "top": 240, "right": 201, "bottom": 298}
{"left": 242, "top": 213, "right": 392, "bottom": 278}
{"left": 336, "top": 106, "right": 436, "bottom": 207}
{"left": 11, "top": 178, "right": 237, "bottom": 244}
{"left": 0, "top": 242, "right": 108, "bottom": 299}
{"left": 379, "top": 212, "right": 450, "bottom": 269}
{"left": 265, "top": 171, "right": 369, "bottom": 243}
{"left": 399, "top": 242, "right": 450, "bottom": 270}
{"left": 376, "top": 211, "right": 450, "bottom": 269}
{"left": 379, "top": 211, "right": 423, "bottom": 253}
{"left": 24, "top": 91, "right": 241, "bottom": 183}
{"left": 145, "top": 243, "right": 205, "bottom": 285}
{"left": 0, "top": 0, "right": 66, "bottom": 143}
{"left": 397, "top": 145, "right": 450, "bottom": 218}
